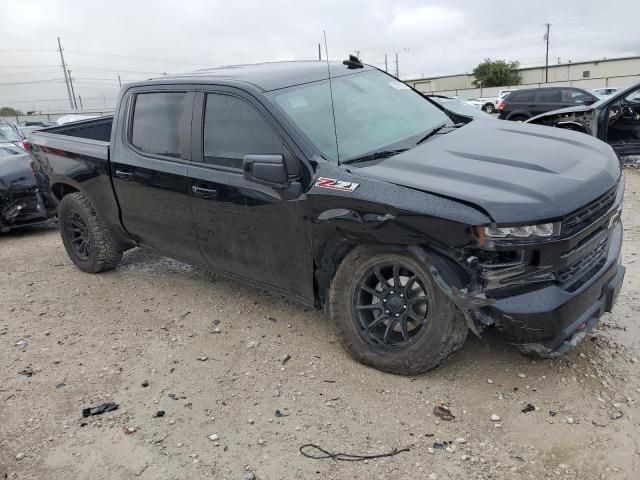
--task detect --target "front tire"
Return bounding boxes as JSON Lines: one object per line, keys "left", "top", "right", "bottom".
{"left": 329, "top": 246, "right": 468, "bottom": 375}
{"left": 484, "top": 103, "right": 496, "bottom": 114}
{"left": 58, "top": 192, "right": 123, "bottom": 273}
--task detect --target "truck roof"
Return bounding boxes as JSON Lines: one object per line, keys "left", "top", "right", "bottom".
{"left": 140, "top": 61, "right": 375, "bottom": 92}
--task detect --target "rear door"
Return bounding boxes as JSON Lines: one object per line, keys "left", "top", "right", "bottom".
{"left": 532, "top": 89, "right": 563, "bottom": 116}
{"left": 110, "top": 88, "right": 205, "bottom": 263}
{"left": 187, "top": 89, "right": 313, "bottom": 301}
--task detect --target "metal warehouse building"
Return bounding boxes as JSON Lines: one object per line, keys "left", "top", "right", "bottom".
{"left": 405, "top": 55, "right": 640, "bottom": 99}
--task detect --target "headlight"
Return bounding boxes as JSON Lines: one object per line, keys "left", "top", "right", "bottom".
{"left": 474, "top": 222, "right": 560, "bottom": 242}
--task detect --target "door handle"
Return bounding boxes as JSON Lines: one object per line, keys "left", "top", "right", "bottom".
{"left": 192, "top": 185, "right": 217, "bottom": 197}
{"left": 115, "top": 169, "right": 134, "bottom": 180}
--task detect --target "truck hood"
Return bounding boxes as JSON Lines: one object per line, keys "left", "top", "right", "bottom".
{"left": 354, "top": 119, "right": 620, "bottom": 223}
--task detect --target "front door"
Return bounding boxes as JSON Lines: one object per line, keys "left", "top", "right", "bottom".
{"left": 188, "top": 90, "right": 313, "bottom": 302}
{"left": 602, "top": 86, "right": 640, "bottom": 158}
{"left": 110, "top": 89, "right": 204, "bottom": 263}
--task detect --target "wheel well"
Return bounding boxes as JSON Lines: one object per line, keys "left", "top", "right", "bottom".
{"left": 51, "top": 182, "right": 79, "bottom": 201}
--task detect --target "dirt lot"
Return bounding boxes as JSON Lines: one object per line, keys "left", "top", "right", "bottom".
{"left": 2, "top": 171, "right": 640, "bottom": 480}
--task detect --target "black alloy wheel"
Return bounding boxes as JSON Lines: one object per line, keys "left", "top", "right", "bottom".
{"left": 352, "top": 261, "right": 433, "bottom": 351}
{"left": 65, "top": 211, "right": 92, "bottom": 260}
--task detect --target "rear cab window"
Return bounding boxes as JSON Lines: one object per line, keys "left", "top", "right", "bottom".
{"left": 130, "top": 92, "right": 189, "bottom": 159}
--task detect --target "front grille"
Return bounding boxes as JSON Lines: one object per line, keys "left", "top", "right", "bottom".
{"left": 557, "top": 237, "right": 608, "bottom": 289}
{"left": 562, "top": 187, "right": 617, "bottom": 237}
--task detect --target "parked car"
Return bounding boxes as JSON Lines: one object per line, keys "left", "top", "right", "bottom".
{"left": 498, "top": 87, "right": 599, "bottom": 121}
{"left": 0, "top": 120, "right": 28, "bottom": 151}
{"left": 593, "top": 87, "right": 620, "bottom": 99}
{"left": 527, "top": 82, "right": 640, "bottom": 159}
{"left": 0, "top": 146, "right": 55, "bottom": 232}
{"left": 29, "top": 61, "right": 624, "bottom": 374}
{"left": 469, "top": 90, "right": 517, "bottom": 114}
{"left": 427, "top": 95, "right": 495, "bottom": 121}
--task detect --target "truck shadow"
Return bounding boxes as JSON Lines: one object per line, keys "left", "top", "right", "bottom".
{"left": 116, "top": 247, "right": 620, "bottom": 379}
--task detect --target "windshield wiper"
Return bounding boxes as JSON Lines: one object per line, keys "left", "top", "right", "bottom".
{"left": 342, "top": 149, "right": 408, "bottom": 165}
{"left": 416, "top": 122, "right": 464, "bottom": 145}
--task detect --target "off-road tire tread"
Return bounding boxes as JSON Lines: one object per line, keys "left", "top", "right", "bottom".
{"left": 59, "top": 192, "right": 122, "bottom": 273}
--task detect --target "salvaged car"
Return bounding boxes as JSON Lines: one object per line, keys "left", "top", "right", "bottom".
{"left": 29, "top": 60, "right": 624, "bottom": 375}
{"left": 0, "top": 146, "right": 55, "bottom": 232}
{"left": 527, "top": 82, "right": 640, "bottom": 160}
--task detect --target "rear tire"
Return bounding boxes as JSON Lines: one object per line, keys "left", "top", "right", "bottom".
{"left": 329, "top": 246, "right": 468, "bottom": 375}
{"left": 58, "top": 192, "right": 123, "bottom": 273}
{"left": 484, "top": 103, "right": 496, "bottom": 114}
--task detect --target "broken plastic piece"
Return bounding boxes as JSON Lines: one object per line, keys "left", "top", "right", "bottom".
{"left": 82, "top": 402, "right": 119, "bottom": 417}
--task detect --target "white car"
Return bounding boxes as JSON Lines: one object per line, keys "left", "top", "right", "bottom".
{"left": 592, "top": 87, "right": 619, "bottom": 99}
{"left": 468, "top": 89, "right": 516, "bottom": 114}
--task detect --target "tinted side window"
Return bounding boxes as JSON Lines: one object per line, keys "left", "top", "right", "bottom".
{"left": 203, "top": 94, "right": 283, "bottom": 170}
{"left": 534, "top": 90, "right": 562, "bottom": 102}
{"left": 509, "top": 91, "right": 534, "bottom": 102}
{"left": 131, "top": 93, "right": 188, "bottom": 158}
{"left": 564, "top": 89, "right": 593, "bottom": 104}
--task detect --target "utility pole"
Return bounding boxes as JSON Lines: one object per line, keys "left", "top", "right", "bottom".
{"left": 118, "top": 74, "right": 122, "bottom": 88}
{"left": 57, "top": 36, "right": 75, "bottom": 109}
{"left": 318, "top": 43, "right": 321, "bottom": 61}
{"left": 67, "top": 69, "right": 78, "bottom": 110}
{"left": 395, "top": 52, "right": 399, "bottom": 78}
{"left": 544, "top": 23, "right": 551, "bottom": 83}
{"left": 384, "top": 54, "right": 388, "bottom": 72}
{"left": 102, "top": 94, "right": 107, "bottom": 109}
{"left": 78, "top": 95, "right": 84, "bottom": 109}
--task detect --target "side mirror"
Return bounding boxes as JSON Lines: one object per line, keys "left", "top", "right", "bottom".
{"left": 243, "top": 154, "right": 289, "bottom": 188}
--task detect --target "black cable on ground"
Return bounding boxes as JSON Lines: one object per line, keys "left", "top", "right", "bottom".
{"left": 299, "top": 443, "right": 411, "bottom": 462}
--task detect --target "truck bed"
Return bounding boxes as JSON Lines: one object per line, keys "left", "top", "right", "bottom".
{"left": 28, "top": 116, "right": 113, "bottom": 161}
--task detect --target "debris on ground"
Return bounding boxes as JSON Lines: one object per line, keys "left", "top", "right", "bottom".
{"left": 433, "top": 403, "right": 455, "bottom": 421}
{"left": 18, "top": 367, "right": 34, "bottom": 377}
{"left": 490, "top": 414, "right": 501, "bottom": 422}
{"left": 153, "top": 410, "right": 165, "bottom": 418}
{"left": 123, "top": 426, "right": 137, "bottom": 434}
{"left": 15, "top": 453, "right": 25, "bottom": 461}
{"left": 299, "top": 443, "right": 411, "bottom": 461}
{"left": 246, "top": 340, "right": 260, "bottom": 349}
{"left": 82, "top": 402, "right": 119, "bottom": 417}
{"left": 281, "top": 354, "right": 291, "bottom": 365}
{"left": 141, "top": 380, "right": 149, "bottom": 387}
{"left": 208, "top": 433, "right": 219, "bottom": 441}
{"left": 242, "top": 472, "right": 256, "bottom": 480}
{"left": 197, "top": 355, "right": 208, "bottom": 361}
{"left": 168, "top": 393, "right": 186, "bottom": 400}
{"left": 275, "top": 409, "right": 288, "bottom": 417}
{"left": 522, "top": 403, "right": 536, "bottom": 413}
{"left": 16, "top": 339, "right": 29, "bottom": 348}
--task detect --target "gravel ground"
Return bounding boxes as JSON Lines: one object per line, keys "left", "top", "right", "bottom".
{"left": 1, "top": 171, "right": 640, "bottom": 480}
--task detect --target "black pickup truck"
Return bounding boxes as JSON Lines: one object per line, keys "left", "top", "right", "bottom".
{"left": 29, "top": 61, "right": 625, "bottom": 375}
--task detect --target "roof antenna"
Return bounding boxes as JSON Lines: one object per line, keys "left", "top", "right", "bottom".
{"left": 323, "top": 30, "right": 340, "bottom": 163}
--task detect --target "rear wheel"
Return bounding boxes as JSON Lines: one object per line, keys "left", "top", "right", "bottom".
{"left": 329, "top": 246, "right": 468, "bottom": 375}
{"left": 58, "top": 192, "right": 123, "bottom": 273}
{"left": 484, "top": 103, "right": 496, "bottom": 114}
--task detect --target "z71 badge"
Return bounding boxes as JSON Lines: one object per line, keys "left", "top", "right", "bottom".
{"left": 314, "top": 177, "right": 359, "bottom": 192}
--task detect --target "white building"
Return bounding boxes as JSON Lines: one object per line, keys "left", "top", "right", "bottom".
{"left": 405, "top": 55, "right": 640, "bottom": 99}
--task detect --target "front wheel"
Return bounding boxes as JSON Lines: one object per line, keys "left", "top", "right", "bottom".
{"left": 58, "top": 192, "right": 123, "bottom": 273}
{"left": 329, "top": 246, "right": 468, "bottom": 375}
{"left": 484, "top": 103, "right": 496, "bottom": 114}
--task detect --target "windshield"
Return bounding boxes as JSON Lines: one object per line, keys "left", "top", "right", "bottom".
{"left": 267, "top": 70, "right": 450, "bottom": 162}
{"left": 0, "top": 123, "right": 22, "bottom": 143}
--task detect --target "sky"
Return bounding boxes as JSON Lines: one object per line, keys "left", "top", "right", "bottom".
{"left": 1, "top": 0, "right": 639, "bottom": 112}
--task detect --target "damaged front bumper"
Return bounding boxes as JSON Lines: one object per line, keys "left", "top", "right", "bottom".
{"left": 415, "top": 205, "right": 624, "bottom": 358}
{"left": 0, "top": 188, "right": 53, "bottom": 232}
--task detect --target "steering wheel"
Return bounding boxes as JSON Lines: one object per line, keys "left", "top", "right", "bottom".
{"left": 621, "top": 104, "right": 636, "bottom": 120}
{"left": 608, "top": 104, "right": 622, "bottom": 124}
